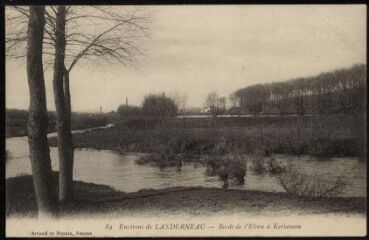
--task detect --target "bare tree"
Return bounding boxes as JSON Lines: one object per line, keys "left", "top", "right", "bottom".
{"left": 6, "top": 6, "right": 150, "bottom": 202}
{"left": 170, "top": 91, "right": 187, "bottom": 113}
{"left": 218, "top": 97, "right": 226, "bottom": 111}
{"left": 6, "top": 6, "right": 150, "bottom": 67}
{"left": 205, "top": 92, "right": 226, "bottom": 118}
{"left": 229, "top": 93, "right": 240, "bottom": 108}
{"left": 229, "top": 93, "right": 241, "bottom": 115}
{"left": 26, "top": 6, "right": 58, "bottom": 217}
{"left": 58, "top": 7, "right": 150, "bottom": 202}
{"left": 52, "top": 6, "right": 73, "bottom": 203}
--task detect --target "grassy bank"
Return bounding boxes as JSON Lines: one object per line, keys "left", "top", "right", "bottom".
{"left": 6, "top": 174, "right": 366, "bottom": 218}
{"left": 6, "top": 109, "right": 109, "bottom": 138}
{"left": 49, "top": 115, "right": 366, "bottom": 157}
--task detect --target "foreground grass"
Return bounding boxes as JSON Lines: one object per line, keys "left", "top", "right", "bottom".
{"left": 6, "top": 174, "right": 366, "bottom": 218}
{"left": 49, "top": 115, "right": 366, "bottom": 157}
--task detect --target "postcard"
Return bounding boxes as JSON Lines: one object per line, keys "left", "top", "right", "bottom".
{"left": 5, "top": 4, "right": 367, "bottom": 237}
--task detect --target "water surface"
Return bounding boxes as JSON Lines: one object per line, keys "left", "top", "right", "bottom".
{"left": 6, "top": 130, "right": 366, "bottom": 197}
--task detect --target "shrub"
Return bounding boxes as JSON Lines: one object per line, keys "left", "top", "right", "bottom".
{"left": 278, "top": 166, "right": 348, "bottom": 197}
{"left": 226, "top": 153, "right": 247, "bottom": 184}
{"left": 71, "top": 113, "right": 108, "bottom": 130}
{"left": 251, "top": 155, "right": 268, "bottom": 174}
{"left": 251, "top": 153, "right": 286, "bottom": 174}
{"left": 285, "top": 115, "right": 346, "bottom": 156}
{"left": 212, "top": 135, "right": 234, "bottom": 155}
{"left": 142, "top": 94, "right": 178, "bottom": 119}
{"left": 203, "top": 152, "right": 247, "bottom": 188}
{"left": 117, "top": 105, "right": 143, "bottom": 119}
{"left": 268, "top": 157, "right": 286, "bottom": 174}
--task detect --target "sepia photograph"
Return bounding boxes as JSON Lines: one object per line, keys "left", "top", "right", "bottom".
{"left": 4, "top": 4, "right": 367, "bottom": 237}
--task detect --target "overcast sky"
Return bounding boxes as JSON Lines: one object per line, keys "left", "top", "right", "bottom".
{"left": 6, "top": 5, "right": 366, "bottom": 113}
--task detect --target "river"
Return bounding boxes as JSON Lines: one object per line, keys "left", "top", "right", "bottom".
{"left": 5, "top": 125, "right": 366, "bottom": 197}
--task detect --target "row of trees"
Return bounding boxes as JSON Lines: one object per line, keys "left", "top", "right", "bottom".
{"left": 232, "top": 64, "right": 366, "bottom": 115}
{"left": 119, "top": 64, "right": 366, "bottom": 120}
{"left": 6, "top": 6, "right": 149, "bottom": 216}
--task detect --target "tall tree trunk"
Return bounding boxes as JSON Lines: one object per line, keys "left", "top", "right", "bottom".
{"left": 52, "top": 6, "right": 72, "bottom": 203}
{"left": 63, "top": 69, "right": 74, "bottom": 197}
{"left": 26, "top": 6, "right": 58, "bottom": 218}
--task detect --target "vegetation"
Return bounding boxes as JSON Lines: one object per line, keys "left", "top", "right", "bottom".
{"left": 7, "top": 5, "right": 150, "bottom": 205}
{"left": 278, "top": 166, "right": 349, "bottom": 197}
{"left": 5, "top": 5, "right": 366, "bottom": 219}
{"left": 203, "top": 152, "right": 246, "bottom": 189}
{"left": 6, "top": 172, "right": 123, "bottom": 217}
{"left": 204, "top": 92, "right": 227, "bottom": 117}
{"left": 6, "top": 109, "right": 57, "bottom": 138}
{"left": 53, "top": 114, "right": 365, "bottom": 158}
{"left": 117, "top": 105, "right": 143, "bottom": 120}
{"left": 6, "top": 174, "right": 366, "bottom": 218}
{"left": 135, "top": 136, "right": 248, "bottom": 189}
{"left": 71, "top": 113, "right": 108, "bottom": 129}
{"left": 6, "top": 109, "right": 108, "bottom": 138}
{"left": 117, "top": 94, "right": 178, "bottom": 121}
{"left": 251, "top": 154, "right": 286, "bottom": 175}
{"left": 142, "top": 94, "right": 178, "bottom": 118}
{"left": 234, "top": 64, "right": 366, "bottom": 115}
{"left": 24, "top": 6, "right": 58, "bottom": 217}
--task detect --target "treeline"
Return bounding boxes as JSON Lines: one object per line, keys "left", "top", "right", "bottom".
{"left": 233, "top": 64, "right": 366, "bottom": 115}
{"left": 6, "top": 109, "right": 109, "bottom": 138}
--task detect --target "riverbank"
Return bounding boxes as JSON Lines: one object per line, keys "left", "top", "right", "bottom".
{"left": 6, "top": 174, "right": 366, "bottom": 218}
{"left": 6, "top": 109, "right": 109, "bottom": 138}
{"left": 48, "top": 115, "right": 365, "bottom": 157}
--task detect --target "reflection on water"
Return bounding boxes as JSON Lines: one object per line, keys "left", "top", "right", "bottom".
{"left": 6, "top": 135, "right": 366, "bottom": 197}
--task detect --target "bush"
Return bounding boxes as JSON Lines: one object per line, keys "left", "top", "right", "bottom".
{"left": 211, "top": 135, "right": 234, "bottom": 155}
{"left": 142, "top": 94, "right": 177, "bottom": 119}
{"left": 117, "top": 105, "right": 143, "bottom": 119}
{"left": 71, "top": 113, "right": 108, "bottom": 130}
{"left": 251, "top": 154, "right": 286, "bottom": 174}
{"left": 283, "top": 115, "right": 354, "bottom": 156}
{"left": 6, "top": 109, "right": 56, "bottom": 137}
{"left": 278, "top": 166, "right": 348, "bottom": 197}
{"left": 226, "top": 153, "right": 247, "bottom": 184}
{"left": 203, "top": 152, "right": 247, "bottom": 189}
{"left": 204, "top": 156, "right": 222, "bottom": 176}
